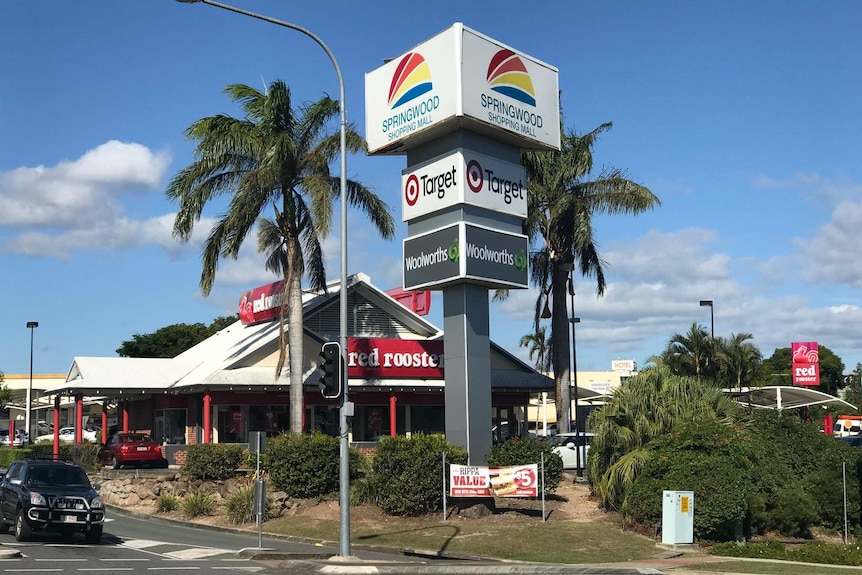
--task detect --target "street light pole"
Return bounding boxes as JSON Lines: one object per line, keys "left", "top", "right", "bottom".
{"left": 699, "top": 300, "right": 714, "bottom": 338}
{"left": 570, "top": 314, "right": 581, "bottom": 477}
{"left": 26, "top": 321, "right": 39, "bottom": 444}
{"left": 176, "top": 0, "right": 351, "bottom": 557}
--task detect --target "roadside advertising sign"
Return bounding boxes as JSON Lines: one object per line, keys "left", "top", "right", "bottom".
{"left": 402, "top": 149, "right": 527, "bottom": 221}
{"left": 449, "top": 464, "right": 539, "bottom": 498}
{"left": 791, "top": 341, "right": 820, "bottom": 386}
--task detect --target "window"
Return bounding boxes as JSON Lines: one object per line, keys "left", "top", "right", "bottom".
{"left": 154, "top": 409, "right": 187, "bottom": 444}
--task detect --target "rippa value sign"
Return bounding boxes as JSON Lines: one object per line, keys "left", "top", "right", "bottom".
{"left": 402, "top": 149, "right": 527, "bottom": 221}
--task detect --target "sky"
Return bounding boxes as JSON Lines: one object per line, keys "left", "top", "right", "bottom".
{"left": 2, "top": 0, "right": 861, "bottom": 381}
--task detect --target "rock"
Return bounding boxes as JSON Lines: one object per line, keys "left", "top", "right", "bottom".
{"left": 459, "top": 503, "right": 494, "bottom": 519}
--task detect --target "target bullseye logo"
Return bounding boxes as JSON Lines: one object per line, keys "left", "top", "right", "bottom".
{"left": 405, "top": 174, "right": 420, "bottom": 206}
{"left": 466, "top": 160, "right": 483, "bottom": 193}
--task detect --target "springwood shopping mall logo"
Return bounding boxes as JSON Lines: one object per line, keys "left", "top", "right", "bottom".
{"left": 482, "top": 49, "right": 543, "bottom": 136}
{"left": 383, "top": 52, "right": 440, "bottom": 142}
{"left": 405, "top": 237, "right": 528, "bottom": 273}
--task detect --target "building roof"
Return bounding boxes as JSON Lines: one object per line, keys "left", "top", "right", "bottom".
{"left": 45, "top": 273, "right": 552, "bottom": 398}
{"left": 731, "top": 385, "right": 857, "bottom": 411}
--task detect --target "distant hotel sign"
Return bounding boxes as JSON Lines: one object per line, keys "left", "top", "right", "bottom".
{"left": 611, "top": 360, "right": 636, "bottom": 372}
{"left": 402, "top": 149, "right": 526, "bottom": 221}
{"left": 365, "top": 23, "right": 560, "bottom": 155}
{"left": 791, "top": 341, "right": 820, "bottom": 387}
{"left": 403, "top": 222, "right": 528, "bottom": 290}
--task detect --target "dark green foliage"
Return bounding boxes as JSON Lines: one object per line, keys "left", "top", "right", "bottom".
{"left": 181, "top": 444, "right": 243, "bottom": 481}
{"left": 626, "top": 419, "right": 753, "bottom": 541}
{"left": 265, "top": 432, "right": 363, "bottom": 499}
{"left": 486, "top": 436, "right": 563, "bottom": 493}
{"left": 19, "top": 443, "right": 99, "bottom": 472}
{"left": 712, "top": 539, "right": 862, "bottom": 566}
{"left": 371, "top": 434, "right": 468, "bottom": 516}
{"left": 767, "top": 485, "right": 819, "bottom": 537}
{"left": 116, "top": 316, "right": 238, "bottom": 358}
{"left": 0, "top": 447, "right": 28, "bottom": 468}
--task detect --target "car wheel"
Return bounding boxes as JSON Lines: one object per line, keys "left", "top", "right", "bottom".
{"left": 14, "top": 508, "right": 31, "bottom": 542}
{"left": 111, "top": 456, "right": 120, "bottom": 470}
{"left": 84, "top": 525, "right": 102, "bottom": 544}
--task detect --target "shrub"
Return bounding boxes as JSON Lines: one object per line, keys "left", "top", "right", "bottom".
{"left": 181, "top": 444, "right": 243, "bottom": 481}
{"left": 266, "top": 432, "right": 363, "bottom": 499}
{"left": 0, "top": 447, "right": 28, "bottom": 468}
{"left": 486, "top": 436, "right": 563, "bottom": 493}
{"left": 626, "top": 419, "right": 753, "bottom": 542}
{"left": 225, "top": 483, "right": 277, "bottom": 524}
{"left": 766, "top": 485, "right": 819, "bottom": 537}
{"left": 181, "top": 492, "right": 216, "bottom": 518}
{"left": 371, "top": 434, "right": 467, "bottom": 516}
{"left": 155, "top": 494, "right": 180, "bottom": 513}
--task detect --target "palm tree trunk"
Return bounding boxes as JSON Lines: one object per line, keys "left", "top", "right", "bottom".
{"left": 552, "top": 263, "right": 572, "bottom": 434}
{"left": 287, "top": 242, "right": 305, "bottom": 434}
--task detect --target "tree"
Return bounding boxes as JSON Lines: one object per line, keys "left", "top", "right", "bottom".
{"left": 116, "top": 316, "right": 238, "bottom": 358}
{"left": 661, "top": 322, "right": 715, "bottom": 380}
{"left": 522, "top": 122, "right": 661, "bottom": 433}
{"left": 166, "top": 80, "right": 395, "bottom": 433}
{"left": 518, "top": 325, "right": 552, "bottom": 374}
{"left": 713, "top": 332, "right": 762, "bottom": 390}
{"left": 586, "top": 363, "right": 740, "bottom": 511}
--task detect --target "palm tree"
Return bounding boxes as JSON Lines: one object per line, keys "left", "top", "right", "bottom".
{"left": 586, "top": 363, "right": 740, "bottom": 511}
{"left": 714, "top": 332, "right": 762, "bottom": 390}
{"left": 166, "top": 80, "right": 395, "bottom": 434}
{"left": 523, "top": 122, "right": 661, "bottom": 433}
{"left": 662, "top": 323, "right": 715, "bottom": 380}
{"left": 519, "top": 325, "right": 552, "bottom": 374}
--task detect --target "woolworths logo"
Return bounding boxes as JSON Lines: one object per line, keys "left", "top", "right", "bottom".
{"left": 405, "top": 239, "right": 527, "bottom": 271}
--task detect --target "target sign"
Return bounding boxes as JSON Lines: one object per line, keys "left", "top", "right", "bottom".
{"left": 404, "top": 174, "right": 420, "bottom": 206}
{"left": 466, "top": 159, "right": 483, "bottom": 193}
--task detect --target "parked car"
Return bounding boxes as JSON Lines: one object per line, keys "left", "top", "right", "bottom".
{"left": 836, "top": 435, "right": 862, "bottom": 447}
{"left": 98, "top": 432, "right": 168, "bottom": 469}
{"left": 35, "top": 426, "right": 100, "bottom": 444}
{"left": 0, "top": 429, "right": 28, "bottom": 447}
{"left": 0, "top": 459, "right": 104, "bottom": 542}
{"left": 546, "top": 432, "right": 594, "bottom": 470}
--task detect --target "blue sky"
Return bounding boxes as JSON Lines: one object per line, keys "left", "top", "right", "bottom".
{"left": 2, "top": 0, "right": 861, "bottom": 380}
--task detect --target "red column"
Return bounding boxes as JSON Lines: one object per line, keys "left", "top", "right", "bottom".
{"left": 389, "top": 394, "right": 397, "bottom": 437}
{"left": 122, "top": 402, "right": 129, "bottom": 432}
{"left": 203, "top": 392, "right": 212, "bottom": 444}
{"left": 8, "top": 420, "right": 15, "bottom": 450}
{"left": 75, "top": 395, "right": 83, "bottom": 444}
{"left": 101, "top": 403, "right": 108, "bottom": 444}
{"left": 53, "top": 395, "right": 61, "bottom": 460}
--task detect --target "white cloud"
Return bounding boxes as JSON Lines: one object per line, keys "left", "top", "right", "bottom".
{"left": 0, "top": 140, "right": 170, "bottom": 230}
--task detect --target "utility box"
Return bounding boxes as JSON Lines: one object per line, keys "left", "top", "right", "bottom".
{"left": 662, "top": 490, "right": 694, "bottom": 545}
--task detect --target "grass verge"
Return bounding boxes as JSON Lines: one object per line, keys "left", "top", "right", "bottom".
{"left": 263, "top": 513, "right": 659, "bottom": 564}
{"left": 684, "top": 560, "right": 862, "bottom": 575}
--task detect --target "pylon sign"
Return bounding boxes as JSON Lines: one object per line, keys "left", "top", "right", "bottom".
{"left": 402, "top": 149, "right": 527, "bottom": 221}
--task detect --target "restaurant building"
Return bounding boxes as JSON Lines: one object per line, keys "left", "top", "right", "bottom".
{"left": 46, "top": 273, "right": 553, "bottom": 461}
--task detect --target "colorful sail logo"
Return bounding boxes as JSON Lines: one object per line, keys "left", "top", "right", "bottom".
{"left": 388, "top": 52, "right": 433, "bottom": 109}
{"left": 486, "top": 49, "right": 536, "bottom": 107}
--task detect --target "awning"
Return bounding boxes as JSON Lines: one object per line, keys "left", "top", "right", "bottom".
{"left": 732, "top": 386, "right": 857, "bottom": 411}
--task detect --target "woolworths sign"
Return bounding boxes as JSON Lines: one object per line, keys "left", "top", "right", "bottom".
{"left": 403, "top": 222, "right": 528, "bottom": 290}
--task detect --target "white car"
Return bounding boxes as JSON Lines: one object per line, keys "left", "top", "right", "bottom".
{"left": 35, "top": 426, "right": 101, "bottom": 443}
{"left": 547, "top": 432, "right": 594, "bottom": 470}
{"left": 0, "top": 429, "right": 28, "bottom": 447}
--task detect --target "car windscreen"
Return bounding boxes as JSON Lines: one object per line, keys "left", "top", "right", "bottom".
{"left": 120, "top": 434, "right": 153, "bottom": 443}
{"left": 27, "top": 467, "right": 92, "bottom": 488}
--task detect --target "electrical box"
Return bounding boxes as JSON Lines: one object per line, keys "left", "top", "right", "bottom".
{"left": 662, "top": 490, "right": 694, "bottom": 544}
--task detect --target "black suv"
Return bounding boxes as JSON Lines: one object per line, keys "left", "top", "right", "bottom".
{"left": 0, "top": 459, "right": 104, "bottom": 543}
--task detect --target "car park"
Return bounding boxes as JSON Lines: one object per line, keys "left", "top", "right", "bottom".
{"left": 0, "top": 459, "right": 104, "bottom": 543}
{"left": 546, "top": 432, "right": 594, "bottom": 470}
{"left": 98, "top": 432, "right": 168, "bottom": 469}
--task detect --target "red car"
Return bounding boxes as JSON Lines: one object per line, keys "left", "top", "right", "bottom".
{"left": 99, "top": 432, "right": 168, "bottom": 469}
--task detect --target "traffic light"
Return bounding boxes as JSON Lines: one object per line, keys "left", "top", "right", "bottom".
{"left": 318, "top": 342, "right": 342, "bottom": 399}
